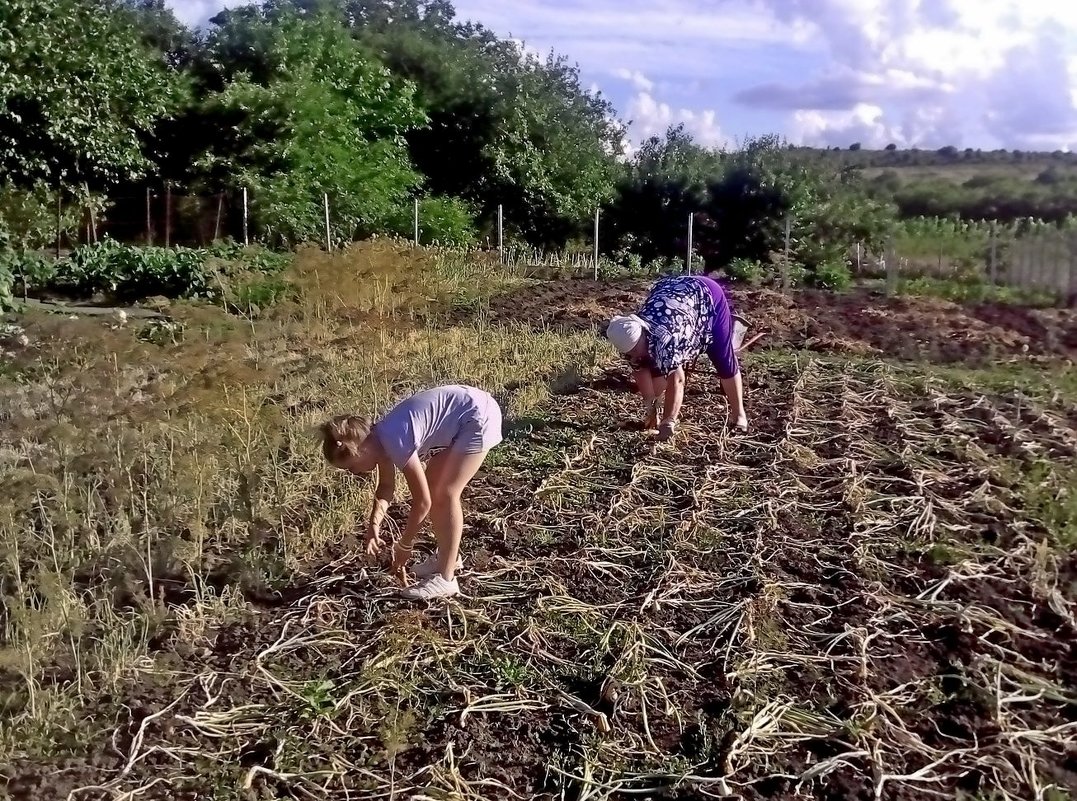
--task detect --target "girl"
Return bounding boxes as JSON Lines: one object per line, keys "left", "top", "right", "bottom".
{"left": 319, "top": 384, "right": 503, "bottom": 600}
{"left": 605, "top": 273, "right": 748, "bottom": 440}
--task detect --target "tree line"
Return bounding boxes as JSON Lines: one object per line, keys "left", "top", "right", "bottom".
{"left": 1, "top": 0, "right": 1072, "bottom": 283}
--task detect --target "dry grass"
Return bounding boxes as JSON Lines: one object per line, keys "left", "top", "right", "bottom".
{"left": 0, "top": 242, "right": 1074, "bottom": 800}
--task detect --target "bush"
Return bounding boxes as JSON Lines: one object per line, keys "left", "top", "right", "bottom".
{"left": 808, "top": 260, "right": 853, "bottom": 291}
{"left": 19, "top": 239, "right": 293, "bottom": 305}
{"left": 0, "top": 255, "right": 14, "bottom": 311}
{"left": 390, "top": 196, "right": 477, "bottom": 248}
{"left": 724, "top": 257, "right": 765, "bottom": 285}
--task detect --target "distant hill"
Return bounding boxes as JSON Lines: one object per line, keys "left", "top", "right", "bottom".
{"left": 786, "top": 146, "right": 1077, "bottom": 221}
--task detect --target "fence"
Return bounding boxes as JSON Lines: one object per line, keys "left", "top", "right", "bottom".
{"left": 34, "top": 186, "right": 1077, "bottom": 302}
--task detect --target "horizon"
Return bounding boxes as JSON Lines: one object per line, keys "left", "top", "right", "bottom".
{"left": 167, "top": 0, "right": 1077, "bottom": 154}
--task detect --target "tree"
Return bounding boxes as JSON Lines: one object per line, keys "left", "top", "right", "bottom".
{"left": 196, "top": 9, "right": 426, "bottom": 244}
{"left": 0, "top": 0, "right": 184, "bottom": 190}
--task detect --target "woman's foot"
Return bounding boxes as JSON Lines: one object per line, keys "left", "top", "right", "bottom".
{"left": 400, "top": 574, "right": 460, "bottom": 600}
{"left": 412, "top": 550, "right": 463, "bottom": 579}
{"left": 731, "top": 416, "right": 748, "bottom": 433}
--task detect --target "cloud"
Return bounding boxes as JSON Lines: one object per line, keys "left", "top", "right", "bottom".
{"left": 741, "top": 0, "right": 1077, "bottom": 149}
{"left": 613, "top": 68, "right": 654, "bottom": 93}
{"left": 626, "top": 91, "right": 727, "bottom": 149}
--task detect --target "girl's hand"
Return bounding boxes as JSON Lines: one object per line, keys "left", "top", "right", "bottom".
{"left": 390, "top": 541, "right": 412, "bottom": 572}
{"left": 364, "top": 525, "right": 384, "bottom": 556}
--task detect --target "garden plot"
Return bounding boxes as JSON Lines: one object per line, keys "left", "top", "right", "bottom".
{"left": 6, "top": 354, "right": 1073, "bottom": 801}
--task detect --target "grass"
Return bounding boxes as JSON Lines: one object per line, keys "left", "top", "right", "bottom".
{"left": 0, "top": 239, "right": 1075, "bottom": 799}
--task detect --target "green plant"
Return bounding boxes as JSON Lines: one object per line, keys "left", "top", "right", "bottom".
{"left": 724, "top": 257, "right": 765, "bottom": 285}
{"left": 808, "top": 260, "right": 852, "bottom": 291}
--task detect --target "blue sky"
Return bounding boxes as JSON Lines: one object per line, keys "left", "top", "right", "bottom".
{"left": 168, "top": 0, "right": 1077, "bottom": 152}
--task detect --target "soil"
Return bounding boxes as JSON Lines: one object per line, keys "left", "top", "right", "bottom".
{"left": 472, "top": 276, "right": 1077, "bottom": 365}
{"left": 3, "top": 278, "right": 1076, "bottom": 800}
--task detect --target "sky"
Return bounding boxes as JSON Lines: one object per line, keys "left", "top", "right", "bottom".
{"left": 167, "top": 0, "right": 1077, "bottom": 152}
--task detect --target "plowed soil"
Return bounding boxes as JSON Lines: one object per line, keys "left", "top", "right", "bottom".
{"left": 3, "top": 278, "right": 1076, "bottom": 800}
{"left": 475, "top": 276, "right": 1077, "bottom": 365}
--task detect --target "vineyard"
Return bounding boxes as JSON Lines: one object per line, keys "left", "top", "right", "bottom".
{"left": 0, "top": 243, "right": 1075, "bottom": 800}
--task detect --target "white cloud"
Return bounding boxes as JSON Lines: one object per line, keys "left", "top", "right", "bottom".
{"left": 626, "top": 91, "right": 727, "bottom": 149}
{"left": 613, "top": 68, "right": 654, "bottom": 93}
{"left": 167, "top": 0, "right": 246, "bottom": 27}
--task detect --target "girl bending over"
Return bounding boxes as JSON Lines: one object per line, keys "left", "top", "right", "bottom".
{"left": 320, "top": 384, "right": 503, "bottom": 600}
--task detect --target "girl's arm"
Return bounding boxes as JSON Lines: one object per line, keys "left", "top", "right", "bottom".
{"left": 396, "top": 454, "right": 433, "bottom": 550}
{"left": 364, "top": 455, "right": 397, "bottom": 554}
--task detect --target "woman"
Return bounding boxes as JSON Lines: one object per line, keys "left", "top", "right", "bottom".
{"left": 319, "top": 384, "right": 503, "bottom": 600}
{"left": 605, "top": 274, "right": 747, "bottom": 440}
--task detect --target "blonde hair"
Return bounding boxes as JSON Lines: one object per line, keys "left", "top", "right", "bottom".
{"left": 319, "top": 414, "right": 372, "bottom": 465}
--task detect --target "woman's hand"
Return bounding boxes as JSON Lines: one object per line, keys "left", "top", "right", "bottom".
{"left": 643, "top": 396, "right": 659, "bottom": 431}
{"left": 656, "top": 417, "right": 677, "bottom": 442}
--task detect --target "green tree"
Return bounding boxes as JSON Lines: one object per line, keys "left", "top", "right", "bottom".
{"left": 0, "top": 0, "right": 184, "bottom": 189}
{"left": 197, "top": 9, "right": 426, "bottom": 244}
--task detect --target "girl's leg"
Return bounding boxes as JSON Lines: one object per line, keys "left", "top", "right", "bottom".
{"left": 426, "top": 448, "right": 489, "bottom": 581}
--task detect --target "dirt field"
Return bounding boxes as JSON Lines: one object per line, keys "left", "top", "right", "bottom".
{"left": 476, "top": 276, "right": 1077, "bottom": 366}
{"left": 2, "top": 268, "right": 1076, "bottom": 800}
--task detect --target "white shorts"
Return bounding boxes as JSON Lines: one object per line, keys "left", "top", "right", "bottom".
{"left": 451, "top": 393, "right": 504, "bottom": 455}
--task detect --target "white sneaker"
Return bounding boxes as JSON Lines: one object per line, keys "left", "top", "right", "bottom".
{"left": 400, "top": 574, "right": 460, "bottom": 600}
{"left": 412, "top": 551, "right": 463, "bottom": 580}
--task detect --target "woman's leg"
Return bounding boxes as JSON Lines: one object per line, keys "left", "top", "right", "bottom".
{"left": 426, "top": 448, "right": 489, "bottom": 580}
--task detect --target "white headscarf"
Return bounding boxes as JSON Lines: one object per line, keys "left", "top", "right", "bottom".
{"left": 605, "top": 314, "right": 649, "bottom": 354}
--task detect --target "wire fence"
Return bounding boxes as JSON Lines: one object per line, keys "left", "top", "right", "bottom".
{"left": 42, "top": 187, "right": 1077, "bottom": 302}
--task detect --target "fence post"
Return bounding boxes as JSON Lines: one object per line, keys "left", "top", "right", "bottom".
{"left": 593, "top": 208, "right": 600, "bottom": 280}
{"left": 885, "top": 240, "right": 898, "bottom": 296}
{"left": 213, "top": 192, "right": 223, "bottom": 242}
{"left": 413, "top": 198, "right": 419, "bottom": 246}
{"left": 989, "top": 223, "right": 997, "bottom": 285}
{"left": 55, "top": 187, "right": 62, "bottom": 257}
{"left": 163, "top": 181, "right": 171, "bottom": 248}
{"left": 686, "top": 213, "right": 694, "bottom": 274}
{"left": 242, "top": 187, "right": 249, "bottom": 246}
{"left": 324, "top": 192, "right": 332, "bottom": 252}
{"left": 497, "top": 204, "right": 503, "bottom": 264}
{"left": 856, "top": 241, "right": 861, "bottom": 274}
{"left": 145, "top": 187, "right": 153, "bottom": 246}
{"left": 782, "top": 215, "right": 791, "bottom": 293}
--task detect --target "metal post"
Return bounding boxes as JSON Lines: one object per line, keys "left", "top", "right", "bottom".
{"left": 782, "top": 215, "right": 791, "bottom": 293}
{"left": 324, "top": 192, "right": 332, "bottom": 252}
{"left": 55, "top": 188, "right": 62, "bottom": 258}
{"left": 164, "top": 181, "right": 171, "bottom": 248}
{"left": 686, "top": 213, "right": 694, "bottom": 274}
{"left": 413, "top": 198, "right": 419, "bottom": 246}
{"left": 989, "top": 223, "right": 997, "bottom": 285}
{"left": 593, "top": 208, "right": 600, "bottom": 280}
{"left": 146, "top": 186, "right": 153, "bottom": 246}
{"left": 497, "top": 204, "right": 503, "bottom": 263}
{"left": 242, "top": 187, "right": 249, "bottom": 246}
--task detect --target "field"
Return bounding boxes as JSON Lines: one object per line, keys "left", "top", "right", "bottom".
{"left": 1, "top": 244, "right": 1076, "bottom": 800}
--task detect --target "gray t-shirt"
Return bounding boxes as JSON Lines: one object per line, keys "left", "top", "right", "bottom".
{"left": 374, "top": 384, "right": 498, "bottom": 468}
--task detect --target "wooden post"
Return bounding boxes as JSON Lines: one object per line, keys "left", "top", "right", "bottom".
{"left": 413, "top": 198, "right": 419, "bottom": 246}
{"left": 594, "top": 206, "right": 603, "bottom": 282}
{"left": 55, "top": 188, "right": 62, "bottom": 258}
{"left": 989, "top": 223, "right": 997, "bottom": 285}
{"left": 145, "top": 187, "right": 153, "bottom": 246}
{"left": 323, "top": 192, "right": 332, "bottom": 252}
{"left": 242, "top": 187, "right": 249, "bottom": 246}
{"left": 782, "top": 215, "right": 791, "bottom": 293}
{"left": 686, "top": 213, "right": 694, "bottom": 274}
{"left": 885, "top": 241, "right": 898, "bottom": 296}
{"left": 497, "top": 204, "right": 503, "bottom": 263}
{"left": 164, "top": 181, "right": 172, "bottom": 248}
{"left": 213, "top": 192, "right": 223, "bottom": 242}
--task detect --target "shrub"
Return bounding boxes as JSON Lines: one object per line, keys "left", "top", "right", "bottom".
{"left": 724, "top": 257, "right": 765, "bottom": 285}
{"left": 808, "top": 260, "right": 853, "bottom": 291}
{"left": 390, "top": 196, "right": 477, "bottom": 248}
